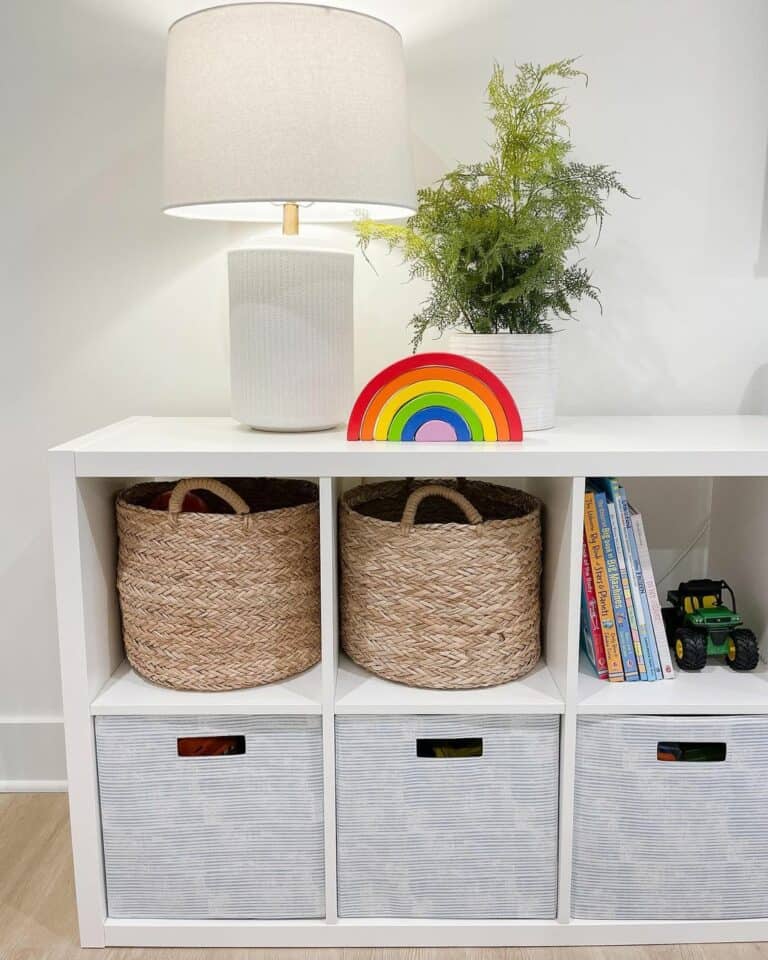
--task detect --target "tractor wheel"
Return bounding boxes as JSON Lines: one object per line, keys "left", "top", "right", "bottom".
{"left": 674, "top": 628, "right": 707, "bottom": 671}
{"left": 727, "top": 629, "right": 759, "bottom": 671}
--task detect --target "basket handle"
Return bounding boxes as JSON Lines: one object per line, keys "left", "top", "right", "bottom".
{"left": 167, "top": 478, "right": 250, "bottom": 517}
{"left": 399, "top": 483, "right": 483, "bottom": 533}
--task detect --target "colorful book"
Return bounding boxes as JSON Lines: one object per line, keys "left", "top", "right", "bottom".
{"left": 592, "top": 477, "right": 663, "bottom": 681}
{"left": 583, "top": 492, "right": 624, "bottom": 681}
{"left": 594, "top": 492, "right": 639, "bottom": 681}
{"left": 592, "top": 478, "right": 659, "bottom": 680}
{"left": 618, "top": 486, "right": 663, "bottom": 681}
{"left": 631, "top": 509, "right": 675, "bottom": 679}
{"left": 581, "top": 538, "right": 608, "bottom": 679}
{"left": 607, "top": 501, "right": 647, "bottom": 680}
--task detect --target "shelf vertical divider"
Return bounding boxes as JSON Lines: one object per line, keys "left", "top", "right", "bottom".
{"left": 555, "top": 476, "right": 585, "bottom": 922}
{"left": 319, "top": 476, "right": 340, "bottom": 922}
{"left": 524, "top": 474, "right": 584, "bottom": 923}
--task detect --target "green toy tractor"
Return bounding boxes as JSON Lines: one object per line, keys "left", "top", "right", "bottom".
{"left": 662, "top": 579, "right": 759, "bottom": 671}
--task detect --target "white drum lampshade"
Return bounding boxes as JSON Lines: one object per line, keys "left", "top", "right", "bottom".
{"left": 163, "top": 3, "right": 417, "bottom": 430}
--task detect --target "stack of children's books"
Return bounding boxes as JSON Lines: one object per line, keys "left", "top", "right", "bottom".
{"left": 582, "top": 479, "right": 674, "bottom": 682}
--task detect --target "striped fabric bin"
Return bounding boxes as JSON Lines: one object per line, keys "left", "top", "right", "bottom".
{"left": 572, "top": 714, "right": 768, "bottom": 920}
{"left": 96, "top": 714, "right": 324, "bottom": 919}
{"left": 336, "top": 714, "right": 560, "bottom": 919}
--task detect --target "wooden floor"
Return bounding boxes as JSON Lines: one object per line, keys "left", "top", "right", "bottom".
{"left": 2, "top": 794, "right": 768, "bottom": 960}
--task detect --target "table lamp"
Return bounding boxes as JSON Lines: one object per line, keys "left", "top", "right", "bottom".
{"left": 163, "top": 3, "right": 417, "bottom": 431}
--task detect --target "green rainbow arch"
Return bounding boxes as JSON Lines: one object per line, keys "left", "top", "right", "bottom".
{"left": 387, "top": 392, "right": 485, "bottom": 441}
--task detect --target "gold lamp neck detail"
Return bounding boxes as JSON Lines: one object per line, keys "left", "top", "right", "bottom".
{"left": 282, "top": 202, "right": 299, "bottom": 235}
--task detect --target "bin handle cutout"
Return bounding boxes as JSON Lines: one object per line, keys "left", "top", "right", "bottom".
{"left": 177, "top": 735, "right": 246, "bottom": 757}
{"left": 657, "top": 741, "right": 726, "bottom": 762}
{"left": 416, "top": 737, "right": 483, "bottom": 758}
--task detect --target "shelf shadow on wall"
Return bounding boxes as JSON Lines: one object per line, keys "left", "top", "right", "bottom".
{"left": 756, "top": 135, "right": 768, "bottom": 278}
{"left": 739, "top": 364, "right": 768, "bottom": 415}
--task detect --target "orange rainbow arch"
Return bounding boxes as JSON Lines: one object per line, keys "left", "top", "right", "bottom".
{"left": 347, "top": 352, "right": 523, "bottom": 442}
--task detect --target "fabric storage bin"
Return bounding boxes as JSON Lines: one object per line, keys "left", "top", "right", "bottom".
{"left": 116, "top": 477, "right": 320, "bottom": 691}
{"left": 95, "top": 714, "right": 324, "bottom": 919}
{"left": 340, "top": 478, "right": 542, "bottom": 688}
{"left": 335, "top": 714, "right": 559, "bottom": 918}
{"left": 572, "top": 714, "right": 768, "bottom": 920}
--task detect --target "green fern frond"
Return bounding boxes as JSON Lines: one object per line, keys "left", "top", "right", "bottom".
{"left": 355, "top": 59, "right": 629, "bottom": 346}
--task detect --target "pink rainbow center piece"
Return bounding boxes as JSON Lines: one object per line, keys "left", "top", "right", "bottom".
{"left": 413, "top": 419, "right": 458, "bottom": 442}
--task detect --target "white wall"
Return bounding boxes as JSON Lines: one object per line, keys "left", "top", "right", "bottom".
{"left": 1, "top": 0, "right": 767, "bottom": 785}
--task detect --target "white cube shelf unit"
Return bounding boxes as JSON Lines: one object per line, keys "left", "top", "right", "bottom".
{"left": 49, "top": 415, "right": 768, "bottom": 948}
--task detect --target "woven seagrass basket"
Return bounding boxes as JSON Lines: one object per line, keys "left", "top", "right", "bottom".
{"left": 340, "top": 479, "right": 542, "bottom": 689}
{"left": 116, "top": 477, "right": 320, "bottom": 691}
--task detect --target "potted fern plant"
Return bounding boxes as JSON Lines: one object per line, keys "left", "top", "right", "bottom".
{"left": 357, "top": 59, "right": 629, "bottom": 431}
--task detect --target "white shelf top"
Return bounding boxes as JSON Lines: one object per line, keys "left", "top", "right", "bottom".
{"left": 578, "top": 655, "right": 768, "bottom": 714}
{"left": 51, "top": 414, "right": 768, "bottom": 478}
{"left": 334, "top": 653, "right": 564, "bottom": 715}
{"left": 91, "top": 660, "right": 323, "bottom": 715}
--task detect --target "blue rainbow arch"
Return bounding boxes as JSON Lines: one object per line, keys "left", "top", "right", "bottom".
{"left": 400, "top": 406, "right": 472, "bottom": 442}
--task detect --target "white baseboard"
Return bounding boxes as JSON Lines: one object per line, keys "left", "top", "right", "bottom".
{"left": 0, "top": 779, "right": 67, "bottom": 792}
{"left": 0, "top": 717, "right": 67, "bottom": 791}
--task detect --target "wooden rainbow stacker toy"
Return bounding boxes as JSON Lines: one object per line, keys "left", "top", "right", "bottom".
{"left": 346, "top": 352, "right": 523, "bottom": 442}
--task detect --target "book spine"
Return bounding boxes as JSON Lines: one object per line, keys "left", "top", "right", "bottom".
{"left": 584, "top": 492, "right": 624, "bottom": 681}
{"left": 607, "top": 500, "right": 647, "bottom": 680}
{"left": 580, "top": 582, "right": 598, "bottom": 674}
{"left": 581, "top": 538, "right": 608, "bottom": 679}
{"left": 619, "top": 488, "right": 663, "bottom": 681}
{"left": 632, "top": 511, "right": 676, "bottom": 679}
{"left": 595, "top": 492, "right": 639, "bottom": 681}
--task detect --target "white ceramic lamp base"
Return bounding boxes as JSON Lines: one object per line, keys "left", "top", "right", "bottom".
{"left": 228, "top": 245, "right": 353, "bottom": 431}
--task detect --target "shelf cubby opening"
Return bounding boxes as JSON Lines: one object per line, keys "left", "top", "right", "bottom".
{"left": 332, "top": 475, "right": 578, "bottom": 715}
{"left": 578, "top": 475, "right": 768, "bottom": 714}
{"left": 77, "top": 474, "right": 324, "bottom": 716}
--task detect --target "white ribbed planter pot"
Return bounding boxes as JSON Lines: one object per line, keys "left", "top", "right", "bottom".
{"left": 228, "top": 244, "right": 353, "bottom": 431}
{"left": 448, "top": 332, "right": 559, "bottom": 432}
